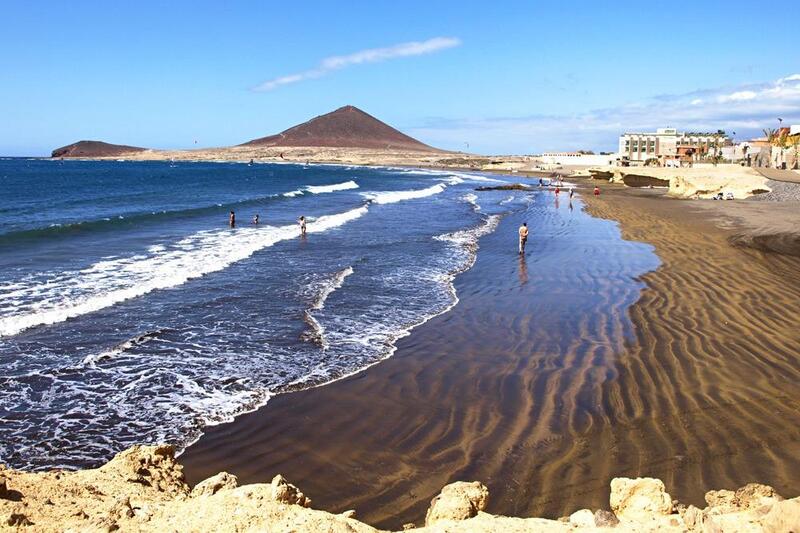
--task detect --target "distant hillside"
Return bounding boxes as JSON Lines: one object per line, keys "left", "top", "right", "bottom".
{"left": 241, "top": 105, "right": 441, "bottom": 152}
{"left": 52, "top": 140, "right": 147, "bottom": 158}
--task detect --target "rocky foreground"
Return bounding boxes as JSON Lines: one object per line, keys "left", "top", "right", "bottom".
{"left": 1, "top": 446, "right": 797, "bottom": 532}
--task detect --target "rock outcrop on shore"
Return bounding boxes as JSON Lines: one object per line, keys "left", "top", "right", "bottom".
{"left": 1, "top": 445, "right": 798, "bottom": 532}
{"left": 51, "top": 140, "right": 147, "bottom": 158}
{"left": 586, "top": 165, "right": 771, "bottom": 199}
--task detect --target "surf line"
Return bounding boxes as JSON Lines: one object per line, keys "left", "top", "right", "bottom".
{"left": 0, "top": 206, "right": 369, "bottom": 338}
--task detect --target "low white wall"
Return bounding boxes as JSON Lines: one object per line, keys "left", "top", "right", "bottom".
{"left": 539, "top": 154, "right": 617, "bottom": 166}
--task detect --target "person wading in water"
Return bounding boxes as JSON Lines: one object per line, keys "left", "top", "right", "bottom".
{"left": 518, "top": 222, "right": 529, "bottom": 254}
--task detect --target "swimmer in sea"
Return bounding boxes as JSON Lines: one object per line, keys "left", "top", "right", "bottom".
{"left": 252, "top": 214, "right": 259, "bottom": 225}
{"left": 229, "top": 210, "right": 236, "bottom": 228}
{"left": 299, "top": 215, "right": 307, "bottom": 237}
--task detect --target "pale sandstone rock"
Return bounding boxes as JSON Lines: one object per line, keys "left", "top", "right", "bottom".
{"left": 424, "top": 481, "right": 489, "bottom": 526}
{"left": 417, "top": 512, "right": 574, "bottom": 532}
{"left": 191, "top": 472, "right": 238, "bottom": 497}
{"left": 340, "top": 509, "right": 357, "bottom": 519}
{"left": 762, "top": 497, "right": 800, "bottom": 533}
{"left": 2, "top": 444, "right": 800, "bottom": 533}
{"left": 271, "top": 474, "right": 311, "bottom": 507}
{"left": 609, "top": 477, "right": 672, "bottom": 520}
{"left": 705, "top": 488, "right": 737, "bottom": 511}
{"left": 680, "top": 504, "right": 702, "bottom": 530}
{"left": 96, "top": 444, "right": 188, "bottom": 496}
{"left": 568, "top": 508, "right": 594, "bottom": 527}
{"left": 734, "top": 483, "right": 783, "bottom": 509}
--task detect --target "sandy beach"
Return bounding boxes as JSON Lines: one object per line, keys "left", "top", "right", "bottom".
{"left": 178, "top": 180, "right": 800, "bottom": 529}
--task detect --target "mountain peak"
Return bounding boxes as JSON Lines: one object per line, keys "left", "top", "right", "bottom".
{"left": 241, "top": 106, "right": 440, "bottom": 152}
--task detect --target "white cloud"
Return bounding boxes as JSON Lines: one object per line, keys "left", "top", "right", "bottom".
{"left": 253, "top": 37, "right": 461, "bottom": 91}
{"left": 718, "top": 90, "right": 757, "bottom": 102}
{"left": 410, "top": 74, "right": 800, "bottom": 154}
{"left": 777, "top": 74, "right": 800, "bottom": 84}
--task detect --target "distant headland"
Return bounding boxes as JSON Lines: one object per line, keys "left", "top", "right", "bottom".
{"left": 47, "top": 105, "right": 545, "bottom": 172}
{"left": 51, "top": 140, "right": 147, "bottom": 158}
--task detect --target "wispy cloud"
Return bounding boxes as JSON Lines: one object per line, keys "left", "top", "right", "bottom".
{"left": 253, "top": 37, "right": 461, "bottom": 91}
{"left": 409, "top": 74, "right": 800, "bottom": 154}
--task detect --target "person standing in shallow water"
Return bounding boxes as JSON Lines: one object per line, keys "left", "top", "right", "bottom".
{"left": 229, "top": 210, "right": 236, "bottom": 228}
{"left": 518, "top": 222, "right": 529, "bottom": 254}
{"left": 298, "top": 216, "right": 307, "bottom": 237}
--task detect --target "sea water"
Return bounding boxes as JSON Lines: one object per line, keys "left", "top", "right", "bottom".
{"left": 0, "top": 159, "right": 513, "bottom": 469}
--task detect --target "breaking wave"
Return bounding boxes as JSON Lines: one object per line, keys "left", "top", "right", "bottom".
{"left": 0, "top": 206, "right": 368, "bottom": 337}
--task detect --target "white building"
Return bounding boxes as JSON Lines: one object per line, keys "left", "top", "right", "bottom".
{"left": 618, "top": 128, "right": 731, "bottom": 164}
{"left": 539, "top": 152, "right": 617, "bottom": 167}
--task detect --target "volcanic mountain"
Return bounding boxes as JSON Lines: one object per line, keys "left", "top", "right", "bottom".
{"left": 52, "top": 140, "right": 147, "bottom": 158}
{"left": 241, "top": 105, "right": 440, "bottom": 152}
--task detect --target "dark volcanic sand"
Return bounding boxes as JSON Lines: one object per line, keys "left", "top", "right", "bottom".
{"left": 181, "top": 186, "right": 800, "bottom": 529}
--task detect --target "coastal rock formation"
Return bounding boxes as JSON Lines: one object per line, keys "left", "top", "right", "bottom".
{"left": 475, "top": 183, "right": 532, "bottom": 191}
{"left": 51, "top": 140, "right": 147, "bottom": 158}
{"left": 424, "top": 481, "right": 489, "bottom": 525}
{"left": 241, "top": 105, "right": 441, "bottom": 152}
{"left": 609, "top": 477, "right": 672, "bottom": 520}
{"left": 1, "top": 445, "right": 799, "bottom": 532}
{"left": 587, "top": 165, "right": 771, "bottom": 199}
{"left": 191, "top": 471, "right": 238, "bottom": 496}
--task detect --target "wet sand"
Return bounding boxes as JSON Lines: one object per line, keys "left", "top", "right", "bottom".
{"left": 181, "top": 185, "right": 800, "bottom": 529}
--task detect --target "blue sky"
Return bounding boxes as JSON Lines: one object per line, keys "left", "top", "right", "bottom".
{"left": 2, "top": 0, "right": 799, "bottom": 156}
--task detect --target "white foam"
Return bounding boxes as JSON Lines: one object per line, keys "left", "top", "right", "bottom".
{"left": 435, "top": 214, "right": 501, "bottom": 253}
{"left": 454, "top": 173, "right": 505, "bottom": 183}
{"left": 312, "top": 267, "right": 354, "bottom": 311}
{"left": 305, "top": 180, "right": 359, "bottom": 194}
{"left": 282, "top": 189, "right": 303, "bottom": 197}
{"left": 438, "top": 175, "right": 465, "bottom": 185}
{"left": 500, "top": 195, "right": 515, "bottom": 204}
{"left": 303, "top": 267, "right": 354, "bottom": 350}
{"left": 0, "top": 206, "right": 369, "bottom": 337}
{"left": 361, "top": 183, "right": 446, "bottom": 204}
{"left": 462, "top": 193, "right": 480, "bottom": 211}
{"left": 81, "top": 329, "right": 166, "bottom": 366}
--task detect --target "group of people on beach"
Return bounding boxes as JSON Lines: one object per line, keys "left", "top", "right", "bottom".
{"left": 228, "top": 210, "right": 307, "bottom": 237}
{"left": 517, "top": 183, "right": 601, "bottom": 255}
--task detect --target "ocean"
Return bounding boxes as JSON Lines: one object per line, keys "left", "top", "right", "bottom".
{"left": 0, "top": 158, "right": 519, "bottom": 469}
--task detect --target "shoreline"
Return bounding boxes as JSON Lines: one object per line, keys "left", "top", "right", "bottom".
{"left": 178, "top": 188, "right": 659, "bottom": 528}
{"left": 176, "top": 210, "right": 505, "bottom": 460}
{"left": 180, "top": 179, "right": 800, "bottom": 529}
{"left": 41, "top": 150, "right": 568, "bottom": 179}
